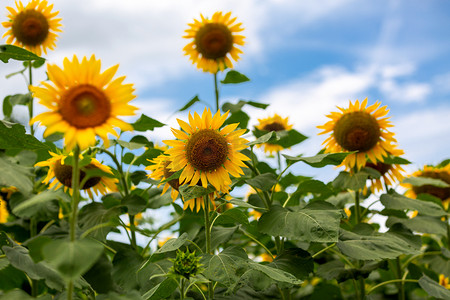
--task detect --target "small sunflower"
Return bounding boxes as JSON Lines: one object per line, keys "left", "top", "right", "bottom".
{"left": 30, "top": 55, "right": 137, "bottom": 151}
{"left": 164, "top": 108, "right": 249, "bottom": 195}
{"left": 0, "top": 198, "right": 9, "bottom": 223}
{"left": 317, "top": 98, "right": 401, "bottom": 170}
{"left": 439, "top": 274, "right": 450, "bottom": 289}
{"left": 403, "top": 164, "right": 450, "bottom": 209}
{"left": 35, "top": 151, "right": 118, "bottom": 198}
{"left": 183, "top": 11, "right": 245, "bottom": 73}
{"left": 146, "top": 153, "right": 217, "bottom": 212}
{"left": 2, "top": 0, "right": 62, "bottom": 56}
{"left": 365, "top": 160, "right": 405, "bottom": 193}
{"left": 255, "top": 114, "right": 293, "bottom": 155}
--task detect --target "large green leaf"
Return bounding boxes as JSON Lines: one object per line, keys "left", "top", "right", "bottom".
{"left": 42, "top": 238, "right": 104, "bottom": 280}
{"left": 418, "top": 275, "right": 450, "bottom": 299}
{"left": 179, "top": 185, "right": 216, "bottom": 200}
{"left": 222, "top": 110, "right": 249, "bottom": 129}
{"left": 258, "top": 204, "right": 341, "bottom": 242}
{"left": 154, "top": 232, "right": 188, "bottom": 254}
{"left": 0, "top": 44, "right": 45, "bottom": 63}
{"left": 247, "top": 261, "right": 301, "bottom": 285}
{"left": 132, "top": 114, "right": 165, "bottom": 131}
{"left": 0, "top": 155, "right": 34, "bottom": 195}
{"left": 78, "top": 202, "right": 122, "bottom": 241}
{"left": 3, "top": 245, "right": 64, "bottom": 290}
{"left": 110, "top": 242, "right": 144, "bottom": 290}
{"left": 142, "top": 278, "right": 178, "bottom": 300}
{"left": 380, "top": 192, "right": 447, "bottom": 216}
{"left": 247, "top": 131, "right": 277, "bottom": 147}
{"left": 386, "top": 216, "right": 447, "bottom": 235}
{"left": 2, "top": 94, "right": 32, "bottom": 118}
{"left": 337, "top": 229, "right": 420, "bottom": 260}
{"left": 332, "top": 169, "right": 380, "bottom": 191}
{"left": 12, "top": 189, "right": 69, "bottom": 219}
{"left": 83, "top": 254, "right": 115, "bottom": 294}
{"left": 122, "top": 193, "right": 147, "bottom": 215}
{"left": 403, "top": 176, "right": 450, "bottom": 188}
{"left": 221, "top": 70, "right": 250, "bottom": 84}
{"left": 215, "top": 208, "right": 250, "bottom": 226}
{"left": 283, "top": 152, "right": 353, "bottom": 168}
{"left": 246, "top": 173, "right": 277, "bottom": 191}
{"left": 0, "top": 289, "right": 52, "bottom": 300}
{"left": 268, "top": 248, "right": 313, "bottom": 280}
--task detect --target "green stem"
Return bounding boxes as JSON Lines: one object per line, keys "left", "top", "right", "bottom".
{"left": 203, "top": 196, "right": 213, "bottom": 299}
{"left": 354, "top": 189, "right": 361, "bottom": 224}
{"left": 446, "top": 216, "right": 450, "bottom": 249}
{"left": 402, "top": 251, "right": 441, "bottom": 269}
{"left": 214, "top": 72, "right": 219, "bottom": 112}
{"left": 30, "top": 218, "right": 38, "bottom": 297}
{"left": 396, "top": 257, "right": 405, "bottom": 300}
{"left": 180, "top": 278, "right": 185, "bottom": 300}
{"left": 241, "top": 229, "right": 274, "bottom": 260}
{"left": 367, "top": 279, "right": 418, "bottom": 294}
{"left": 27, "top": 63, "right": 35, "bottom": 136}
{"left": 141, "top": 214, "right": 184, "bottom": 256}
{"left": 312, "top": 243, "right": 336, "bottom": 258}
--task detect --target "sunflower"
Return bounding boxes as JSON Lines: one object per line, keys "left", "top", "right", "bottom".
{"left": 35, "top": 151, "right": 118, "bottom": 198}
{"left": 255, "top": 114, "right": 293, "bottom": 155}
{"left": 2, "top": 0, "right": 62, "bottom": 56}
{"left": 440, "top": 274, "right": 450, "bottom": 289}
{"left": 146, "top": 153, "right": 217, "bottom": 212}
{"left": 0, "top": 198, "right": 8, "bottom": 223}
{"left": 164, "top": 108, "right": 249, "bottom": 196}
{"left": 365, "top": 160, "right": 406, "bottom": 193}
{"left": 317, "top": 98, "right": 401, "bottom": 170}
{"left": 403, "top": 164, "right": 450, "bottom": 209}
{"left": 30, "top": 55, "right": 137, "bottom": 150}
{"left": 183, "top": 11, "right": 245, "bottom": 73}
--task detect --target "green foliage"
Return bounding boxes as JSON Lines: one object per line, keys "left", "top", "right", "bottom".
{"left": 221, "top": 70, "right": 250, "bottom": 84}
{"left": 0, "top": 44, "right": 45, "bottom": 64}
{"left": 132, "top": 114, "right": 165, "bottom": 131}
{"left": 0, "top": 121, "right": 48, "bottom": 150}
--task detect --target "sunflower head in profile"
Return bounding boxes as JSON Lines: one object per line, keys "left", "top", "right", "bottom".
{"left": 317, "top": 98, "right": 401, "bottom": 170}
{"left": 2, "top": 0, "right": 62, "bottom": 56}
{"left": 365, "top": 159, "right": 405, "bottom": 193}
{"left": 403, "top": 164, "right": 450, "bottom": 209}
{"left": 183, "top": 11, "right": 245, "bottom": 73}
{"left": 164, "top": 108, "right": 250, "bottom": 196}
{"left": 30, "top": 55, "right": 137, "bottom": 151}
{"left": 35, "top": 151, "right": 118, "bottom": 198}
{"left": 146, "top": 153, "right": 218, "bottom": 212}
{"left": 255, "top": 114, "right": 293, "bottom": 155}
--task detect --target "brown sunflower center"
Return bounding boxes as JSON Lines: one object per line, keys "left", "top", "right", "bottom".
{"left": 12, "top": 9, "right": 49, "bottom": 46}
{"left": 60, "top": 84, "right": 111, "bottom": 129}
{"left": 195, "top": 23, "right": 233, "bottom": 59}
{"left": 366, "top": 162, "right": 391, "bottom": 176}
{"left": 163, "top": 160, "right": 181, "bottom": 191}
{"left": 53, "top": 159, "right": 102, "bottom": 190}
{"left": 186, "top": 129, "right": 229, "bottom": 172}
{"left": 412, "top": 171, "right": 450, "bottom": 201}
{"left": 334, "top": 111, "right": 380, "bottom": 152}
{"left": 262, "top": 122, "right": 285, "bottom": 132}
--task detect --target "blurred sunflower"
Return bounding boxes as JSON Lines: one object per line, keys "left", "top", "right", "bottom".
{"left": 35, "top": 151, "right": 118, "bottom": 198}
{"left": 317, "top": 98, "right": 401, "bottom": 170}
{"left": 146, "top": 153, "right": 217, "bottom": 212}
{"left": 403, "top": 164, "right": 450, "bottom": 209}
{"left": 365, "top": 159, "right": 406, "bottom": 193}
{"left": 0, "top": 198, "right": 8, "bottom": 223}
{"left": 183, "top": 11, "right": 245, "bottom": 73}
{"left": 2, "top": 0, "right": 62, "bottom": 56}
{"left": 164, "top": 108, "right": 249, "bottom": 195}
{"left": 30, "top": 55, "right": 137, "bottom": 150}
{"left": 0, "top": 186, "right": 18, "bottom": 223}
{"left": 439, "top": 274, "right": 450, "bottom": 289}
{"left": 255, "top": 114, "right": 293, "bottom": 155}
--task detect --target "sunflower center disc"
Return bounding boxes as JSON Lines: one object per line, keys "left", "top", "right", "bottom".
{"left": 163, "top": 160, "right": 181, "bottom": 191}
{"left": 195, "top": 23, "right": 233, "bottom": 59}
{"left": 262, "top": 122, "right": 285, "bottom": 132}
{"left": 60, "top": 84, "right": 111, "bottom": 128}
{"left": 12, "top": 10, "right": 49, "bottom": 46}
{"left": 413, "top": 172, "right": 450, "bottom": 201}
{"left": 53, "top": 160, "right": 102, "bottom": 189}
{"left": 334, "top": 111, "right": 381, "bottom": 152}
{"left": 186, "top": 129, "right": 229, "bottom": 172}
{"left": 366, "top": 162, "right": 391, "bottom": 176}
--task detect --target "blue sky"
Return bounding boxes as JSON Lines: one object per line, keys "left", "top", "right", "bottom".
{"left": 1, "top": 0, "right": 450, "bottom": 184}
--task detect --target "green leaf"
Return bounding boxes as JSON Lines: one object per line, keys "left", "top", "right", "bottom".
{"left": 268, "top": 248, "right": 313, "bottom": 280}
{"left": 96, "top": 291, "right": 144, "bottom": 300}
{"left": 227, "top": 198, "right": 262, "bottom": 210}
{"left": 0, "top": 289, "right": 52, "bottom": 300}
{"left": 179, "top": 185, "right": 216, "bottom": 201}
{"left": 3, "top": 245, "right": 64, "bottom": 290}
{"left": 83, "top": 254, "right": 115, "bottom": 294}
{"left": 0, "top": 257, "right": 9, "bottom": 271}
{"left": 222, "top": 100, "right": 269, "bottom": 113}
{"left": 258, "top": 204, "right": 341, "bottom": 242}
{"left": 402, "top": 176, "right": 450, "bottom": 188}
{"left": 295, "top": 179, "right": 334, "bottom": 196}
{"left": 418, "top": 275, "right": 450, "bottom": 299}
{"left": 178, "top": 95, "right": 200, "bottom": 112}
{"left": 283, "top": 152, "right": 353, "bottom": 168}
{"left": 130, "top": 170, "right": 148, "bottom": 185}
{"left": 0, "top": 44, "right": 45, "bottom": 64}
{"left": 247, "top": 261, "right": 302, "bottom": 285}
{"left": 222, "top": 110, "right": 250, "bottom": 129}
{"left": 0, "top": 155, "right": 34, "bottom": 195}
{"left": 78, "top": 203, "right": 122, "bottom": 242}
{"left": 274, "top": 129, "right": 308, "bottom": 148}
{"left": 332, "top": 169, "right": 379, "bottom": 191}
{"left": 42, "top": 238, "right": 104, "bottom": 281}
{"left": 111, "top": 242, "right": 144, "bottom": 290}
{"left": 247, "top": 131, "right": 278, "bottom": 146}
{"left": 380, "top": 192, "right": 447, "bottom": 217}
{"left": 116, "top": 140, "right": 146, "bottom": 150}
{"left": 122, "top": 194, "right": 147, "bottom": 215}
{"left": 132, "top": 114, "right": 165, "bottom": 131}
{"left": 12, "top": 189, "right": 69, "bottom": 219}
{"left": 210, "top": 226, "right": 239, "bottom": 250}
{"left": 0, "top": 121, "right": 48, "bottom": 150}
{"left": 246, "top": 173, "right": 277, "bottom": 191}
{"left": 221, "top": 70, "right": 250, "bottom": 84}
{"left": 215, "top": 208, "right": 250, "bottom": 226}
{"left": 386, "top": 216, "right": 447, "bottom": 235}
{"left": 382, "top": 155, "right": 411, "bottom": 165}
{"left": 154, "top": 232, "right": 189, "bottom": 254}
{"left": 142, "top": 278, "right": 178, "bottom": 300}
{"left": 2, "top": 94, "right": 32, "bottom": 118}
{"left": 337, "top": 229, "right": 420, "bottom": 260}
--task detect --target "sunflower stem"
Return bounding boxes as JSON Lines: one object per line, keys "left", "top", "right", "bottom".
{"left": 214, "top": 72, "right": 220, "bottom": 112}
{"left": 446, "top": 216, "right": 450, "bottom": 249}
{"left": 203, "top": 196, "right": 214, "bottom": 299}
{"left": 27, "top": 62, "right": 35, "bottom": 136}
{"left": 396, "top": 257, "right": 406, "bottom": 300}
{"left": 353, "top": 189, "right": 366, "bottom": 299}
{"left": 30, "top": 218, "right": 38, "bottom": 297}
{"left": 68, "top": 146, "right": 80, "bottom": 300}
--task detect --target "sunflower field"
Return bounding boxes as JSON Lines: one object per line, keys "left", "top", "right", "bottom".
{"left": 1, "top": 1, "right": 450, "bottom": 300}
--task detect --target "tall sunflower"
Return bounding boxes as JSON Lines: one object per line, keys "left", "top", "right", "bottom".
{"left": 317, "top": 98, "right": 400, "bottom": 170}
{"left": 164, "top": 108, "right": 249, "bottom": 195}
{"left": 30, "top": 55, "right": 137, "bottom": 150}
{"left": 183, "top": 11, "right": 245, "bottom": 73}
{"left": 403, "top": 164, "right": 450, "bottom": 209}
{"left": 365, "top": 160, "right": 405, "bottom": 193}
{"left": 35, "top": 151, "right": 118, "bottom": 199}
{"left": 146, "top": 153, "right": 217, "bottom": 212}
{"left": 255, "top": 114, "right": 293, "bottom": 155}
{"left": 2, "top": 0, "right": 62, "bottom": 56}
